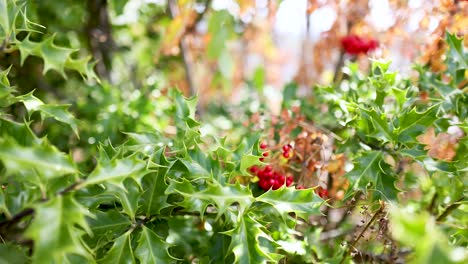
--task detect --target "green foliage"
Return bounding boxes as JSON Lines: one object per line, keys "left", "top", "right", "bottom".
{"left": 0, "top": 1, "right": 466, "bottom": 263}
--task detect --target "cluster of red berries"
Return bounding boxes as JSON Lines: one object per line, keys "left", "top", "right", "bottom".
{"left": 253, "top": 142, "right": 294, "bottom": 190}
{"left": 281, "top": 143, "right": 293, "bottom": 159}
{"left": 252, "top": 142, "right": 329, "bottom": 198}
{"left": 250, "top": 165, "right": 294, "bottom": 190}
{"left": 259, "top": 142, "right": 269, "bottom": 161}
{"left": 341, "top": 35, "right": 379, "bottom": 55}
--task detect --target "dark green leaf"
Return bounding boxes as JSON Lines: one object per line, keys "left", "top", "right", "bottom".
{"left": 256, "top": 187, "right": 324, "bottom": 220}
{"left": 98, "top": 231, "right": 135, "bottom": 264}
{"left": 135, "top": 226, "right": 173, "bottom": 264}
{"left": 26, "top": 196, "right": 92, "bottom": 263}
{"left": 224, "top": 214, "right": 281, "bottom": 264}
{"left": 0, "top": 137, "right": 77, "bottom": 179}
{"left": 346, "top": 151, "right": 399, "bottom": 200}
{"left": 83, "top": 156, "right": 148, "bottom": 189}
{"left": 16, "top": 91, "right": 79, "bottom": 136}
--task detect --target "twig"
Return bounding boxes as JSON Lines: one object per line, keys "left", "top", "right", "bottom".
{"left": 333, "top": 50, "right": 345, "bottom": 85}
{"left": 185, "top": 0, "right": 212, "bottom": 34}
{"left": 427, "top": 192, "right": 438, "bottom": 215}
{"left": 436, "top": 196, "right": 464, "bottom": 222}
{"left": 168, "top": 0, "right": 196, "bottom": 98}
{"left": 335, "top": 191, "right": 362, "bottom": 228}
{"left": 0, "top": 208, "right": 34, "bottom": 228}
{"left": 0, "top": 180, "right": 84, "bottom": 228}
{"left": 339, "top": 202, "right": 385, "bottom": 264}
{"left": 57, "top": 180, "right": 84, "bottom": 196}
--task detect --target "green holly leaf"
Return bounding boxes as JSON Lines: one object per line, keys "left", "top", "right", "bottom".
{"left": 240, "top": 153, "right": 262, "bottom": 175}
{"left": 123, "top": 132, "right": 168, "bottom": 154}
{"left": 86, "top": 210, "right": 131, "bottom": 250}
{"left": 391, "top": 87, "right": 408, "bottom": 111}
{"left": 83, "top": 155, "right": 149, "bottom": 189}
{"left": 360, "top": 107, "right": 393, "bottom": 143}
{"left": 16, "top": 34, "right": 97, "bottom": 80}
{"left": 390, "top": 206, "right": 466, "bottom": 264}
{"left": 0, "top": 67, "right": 17, "bottom": 108}
{"left": 0, "top": 243, "right": 29, "bottom": 264}
{"left": 98, "top": 231, "right": 135, "bottom": 264}
{"left": 26, "top": 196, "right": 92, "bottom": 263}
{"left": 140, "top": 149, "right": 171, "bottom": 216}
{"left": 256, "top": 187, "right": 324, "bottom": 221}
{"left": 0, "top": 0, "right": 14, "bottom": 40}
{"left": 395, "top": 104, "right": 440, "bottom": 143}
{"left": 0, "top": 137, "right": 77, "bottom": 179}
{"left": 17, "top": 34, "right": 74, "bottom": 75}
{"left": 0, "top": 188, "right": 10, "bottom": 218}
{"left": 0, "top": 117, "right": 40, "bottom": 146}
{"left": 108, "top": 180, "right": 140, "bottom": 221}
{"left": 166, "top": 180, "right": 254, "bottom": 217}
{"left": 346, "top": 151, "right": 399, "bottom": 200}
{"left": 207, "top": 10, "right": 233, "bottom": 59}
{"left": 445, "top": 32, "right": 467, "bottom": 74}
{"left": 224, "top": 213, "right": 282, "bottom": 264}
{"left": 135, "top": 226, "right": 174, "bottom": 264}
{"left": 65, "top": 56, "right": 99, "bottom": 82}
{"left": 16, "top": 91, "right": 79, "bottom": 136}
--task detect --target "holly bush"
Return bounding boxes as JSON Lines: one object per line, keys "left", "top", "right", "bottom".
{"left": 0, "top": 1, "right": 467, "bottom": 263}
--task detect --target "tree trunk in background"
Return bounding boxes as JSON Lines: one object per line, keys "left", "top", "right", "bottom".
{"left": 86, "top": 0, "right": 113, "bottom": 81}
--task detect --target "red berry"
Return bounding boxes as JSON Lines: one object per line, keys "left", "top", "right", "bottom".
{"left": 259, "top": 157, "right": 265, "bottom": 162}
{"left": 278, "top": 175, "right": 285, "bottom": 183}
{"left": 262, "top": 152, "right": 269, "bottom": 157}
{"left": 260, "top": 142, "right": 268, "bottom": 149}
{"left": 268, "top": 179, "right": 276, "bottom": 188}
{"left": 258, "top": 180, "right": 269, "bottom": 190}
{"left": 282, "top": 144, "right": 292, "bottom": 152}
{"left": 264, "top": 165, "right": 272, "bottom": 172}
{"left": 316, "top": 187, "right": 329, "bottom": 198}
{"left": 249, "top": 166, "right": 258, "bottom": 174}
{"left": 272, "top": 181, "right": 282, "bottom": 190}
{"left": 283, "top": 151, "right": 291, "bottom": 158}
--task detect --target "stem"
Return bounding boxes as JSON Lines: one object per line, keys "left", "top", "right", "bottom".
{"left": 168, "top": 0, "right": 196, "bottom": 98}
{"left": 335, "top": 191, "right": 362, "bottom": 228}
{"left": 57, "top": 180, "right": 84, "bottom": 196}
{"left": 333, "top": 50, "right": 345, "bottom": 85}
{"left": 0, "top": 208, "right": 34, "bottom": 228}
{"left": 0, "top": 180, "right": 84, "bottom": 228}
{"left": 427, "top": 192, "right": 438, "bottom": 215}
{"left": 436, "top": 196, "right": 464, "bottom": 222}
{"left": 339, "top": 203, "right": 384, "bottom": 264}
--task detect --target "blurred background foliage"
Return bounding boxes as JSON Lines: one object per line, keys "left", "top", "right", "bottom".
{"left": 0, "top": 0, "right": 467, "bottom": 263}
{"left": 1, "top": 0, "right": 466, "bottom": 165}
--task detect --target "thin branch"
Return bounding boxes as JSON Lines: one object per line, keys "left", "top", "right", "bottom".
{"left": 57, "top": 180, "right": 84, "bottom": 196}
{"left": 339, "top": 203, "right": 385, "bottom": 264}
{"left": 334, "top": 191, "right": 362, "bottom": 228}
{"left": 0, "top": 208, "right": 34, "bottom": 228}
{"left": 427, "top": 192, "right": 438, "bottom": 215}
{"left": 0, "top": 180, "right": 84, "bottom": 228}
{"left": 168, "top": 0, "right": 196, "bottom": 97}
{"left": 185, "top": 0, "right": 212, "bottom": 34}
{"left": 436, "top": 196, "right": 464, "bottom": 222}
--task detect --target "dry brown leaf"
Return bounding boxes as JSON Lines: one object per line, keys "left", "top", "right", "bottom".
{"left": 417, "top": 127, "right": 461, "bottom": 161}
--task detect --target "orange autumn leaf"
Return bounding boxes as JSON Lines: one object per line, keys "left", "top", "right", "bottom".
{"left": 417, "top": 128, "right": 460, "bottom": 161}
{"left": 416, "top": 127, "right": 435, "bottom": 146}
